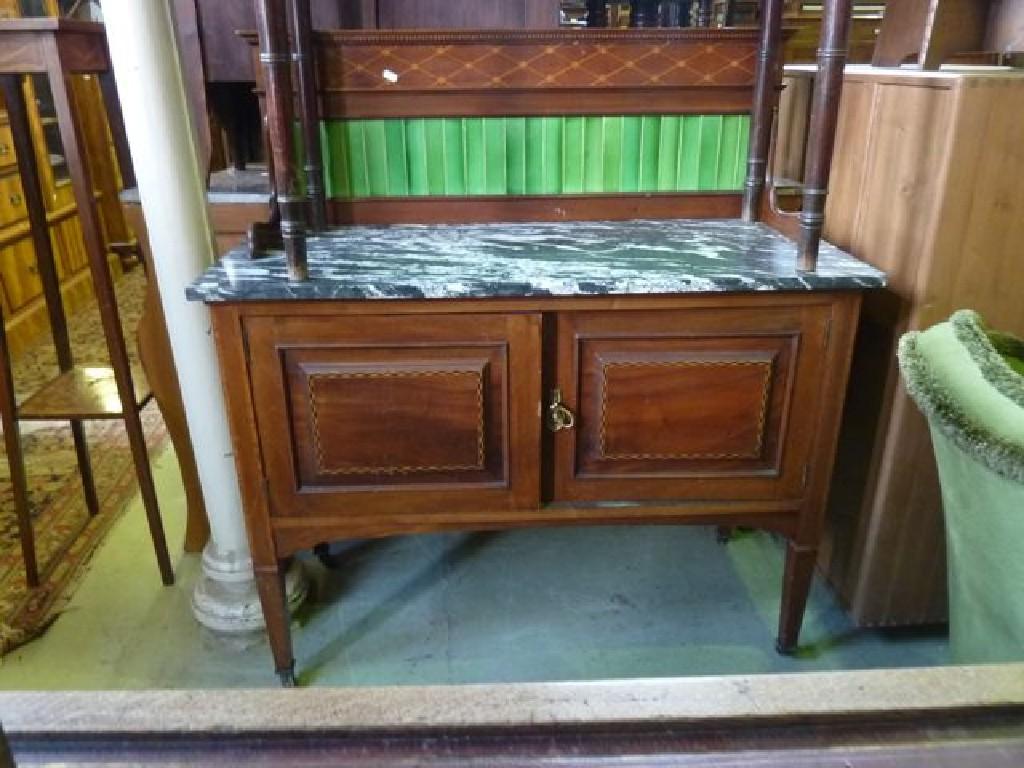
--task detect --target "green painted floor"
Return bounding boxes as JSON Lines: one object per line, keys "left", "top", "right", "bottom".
{"left": 0, "top": 445, "right": 948, "bottom": 690}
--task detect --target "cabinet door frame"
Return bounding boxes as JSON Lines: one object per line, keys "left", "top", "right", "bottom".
{"left": 245, "top": 311, "right": 543, "bottom": 522}
{"left": 551, "top": 302, "right": 833, "bottom": 504}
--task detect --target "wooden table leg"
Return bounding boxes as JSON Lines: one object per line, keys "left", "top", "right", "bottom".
{"left": 138, "top": 273, "right": 210, "bottom": 553}
{"left": 776, "top": 541, "right": 816, "bottom": 653}
{"left": 0, "top": 316, "right": 37, "bottom": 587}
{"left": 132, "top": 220, "right": 210, "bottom": 553}
{"left": 256, "top": 561, "right": 296, "bottom": 686}
{"left": 46, "top": 54, "right": 173, "bottom": 586}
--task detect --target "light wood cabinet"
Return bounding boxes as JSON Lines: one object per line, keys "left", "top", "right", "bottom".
{"left": 780, "top": 65, "right": 1024, "bottom": 626}
{"left": 1, "top": 238, "right": 40, "bottom": 312}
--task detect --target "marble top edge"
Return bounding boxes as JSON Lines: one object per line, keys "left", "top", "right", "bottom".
{"left": 187, "top": 218, "right": 886, "bottom": 303}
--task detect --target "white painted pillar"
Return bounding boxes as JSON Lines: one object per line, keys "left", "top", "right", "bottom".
{"left": 103, "top": 1, "right": 305, "bottom": 633}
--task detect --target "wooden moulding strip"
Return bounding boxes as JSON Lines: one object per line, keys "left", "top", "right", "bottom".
{"left": 327, "top": 193, "right": 742, "bottom": 226}
{"left": 321, "top": 89, "right": 757, "bottom": 120}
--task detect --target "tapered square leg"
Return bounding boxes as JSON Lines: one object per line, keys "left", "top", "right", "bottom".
{"left": 255, "top": 562, "right": 296, "bottom": 686}
{"left": 46, "top": 61, "right": 173, "bottom": 586}
{"left": 0, "top": 301, "right": 36, "bottom": 587}
{"left": 0, "top": 387, "right": 37, "bottom": 588}
{"left": 776, "top": 541, "right": 816, "bottom": 654}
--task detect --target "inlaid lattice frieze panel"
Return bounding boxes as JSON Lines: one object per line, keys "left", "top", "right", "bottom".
{"left": 314, "top": 29, "right": 759, "bottom": 92}
{"left": 241, "top": 28, "right": 765, "bottom": 117}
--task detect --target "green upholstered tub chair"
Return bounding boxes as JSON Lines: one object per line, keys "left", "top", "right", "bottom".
{"left": 898, "top": 310, "right": 1024, "bottom": 664}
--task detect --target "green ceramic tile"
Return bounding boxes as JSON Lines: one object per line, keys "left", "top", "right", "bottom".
{"left": 323, "top": 114, "right": 748, "bottom": 199}
{"left": 323, "top": 121, "right": 347, "bottom": 198}
{"left": 601, "top": 116, "right": 623, "bottom": 193}
{"left": 716, "top": 116, "right": 741, "bottom": 191}
{"left": 345, "top": 120, "right": 370, "bottom": 198}
{"left": 424, "top": 119, "right": 447, "bottom": 195}
{"left": 506, "top": 117, "right": 526, "bottom": 195}
{"left": 463, "top": 118, "right": 486, "bottom": 195}
{"left": 657, "top": 116, "right": 680, "bottom": 191}
{"left": 364, "top": 121, "right": 390, "bottom": 196}
{"left": 698, "top": 115, "right": 723, "bottom": 191}
{"left": 562, "top": 116, "right": 585, "bottom": 195}
{"left": 583, "top": 116, "right": 604, "bottom": 194}
{"left": 405, "top": 119, "right": 429, "bottom": 196}
{"left": 734, "top": 116, "right": 751, "bottom": 189}
{"left": 442, "top": 118, "right": 466, "bottom": 195}
{"left": 541, "top": 117, "right": 563, "bottom": 195}
{"left": 638, "top": 115, "right": 661, "bottom": 192}
{"left": 384, "top": 120, "right": 409, "bottom": 196}
{"left": 620, "top": 116, "right": 641, "bottom": 193}
{"left": 484, "top": 119, "right": 507, "bottom": 195}
{"left": 320, "top": 122, "right": 332, "bottom": 198}
{"left": 678, "top": 116, "right": 701, "bottom": 191}
{"left": 525, "top": 117, "right": 544, "bottom": 195}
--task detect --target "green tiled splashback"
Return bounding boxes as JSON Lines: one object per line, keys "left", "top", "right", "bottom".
{"left": 320, "top": 115, "right": 750, "bottom": 199}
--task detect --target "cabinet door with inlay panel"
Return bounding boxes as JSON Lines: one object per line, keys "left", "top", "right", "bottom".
{"left": 552, "top": 305, "right": 832, "bottom": 503}
{"left": 245, "top": 313, "right": 541, "bottom": 520}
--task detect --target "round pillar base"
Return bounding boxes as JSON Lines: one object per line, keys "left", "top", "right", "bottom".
{"left": 191, "top": 543, "right": 308, "bottom": 635}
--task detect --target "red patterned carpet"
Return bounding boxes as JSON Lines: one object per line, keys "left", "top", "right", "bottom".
{"left": 0, "top": 270, "right": 168, "bottom": 655}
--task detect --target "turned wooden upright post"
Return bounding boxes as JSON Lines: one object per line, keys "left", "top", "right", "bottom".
{"left": 741, "top": 0, "right": 784, "bottom": 222}
{"left": 798, "top": 0, "right": 854, "bottom": 270}
{"left": 254, "top": 0, "right": 307, "bottom": 281}
{"left": 288, "top": 0, "right": 326, "bottom": 232}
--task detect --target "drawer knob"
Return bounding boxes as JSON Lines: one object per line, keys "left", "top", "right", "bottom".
{"left": 547, "top": 388, "right": 575, "bottom": 432}
{"left": 9, "top": 193, "right": 22, "bottom": 206}
{"left": 0, "top": 144, "right": 9, "bottom": 156}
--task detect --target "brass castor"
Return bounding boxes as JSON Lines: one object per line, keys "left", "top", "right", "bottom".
{"left": 278, "top": 665, "right": 297, "bottom": 687}
{"left": 775, "top": 639, "right": 797, "bottom": 656}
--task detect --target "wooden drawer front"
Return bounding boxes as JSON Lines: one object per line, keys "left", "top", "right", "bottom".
{"left": 0, "top": 124, "right": 15, "bottom": 171}
{"left": 553, "top": 305, "right": 831, "bottom": 502}
{"left": 0, "top": 173, "right": 26, "bottom": 226}
{"left": 0, "top": 237, "right": 41, "bottom": 313}
{"left": 246, "top": 313, "right": 541, "bottom": 518}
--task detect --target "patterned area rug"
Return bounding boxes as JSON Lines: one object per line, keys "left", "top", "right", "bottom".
{"left": 0, "top": 269, "right": 168, "bottom": 655}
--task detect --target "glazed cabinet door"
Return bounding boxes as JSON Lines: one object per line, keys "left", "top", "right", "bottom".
{"left": 246, "top": 312, "right": 541, "bottom": 519}
{"left": 552, "top": 304, "right": 832, "bottom": 503}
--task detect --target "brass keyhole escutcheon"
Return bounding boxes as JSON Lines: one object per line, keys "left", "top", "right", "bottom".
{"left": 547, "top": 388, "right": 575, "bottom": 432}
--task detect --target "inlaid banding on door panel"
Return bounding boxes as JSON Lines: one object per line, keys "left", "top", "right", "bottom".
{"left": 245, "top": 312, "right": 539, "bottom": 517}
{"left": 281, "top": 339, "right": 513, "bottom": 492}
{"left": 599, "top": 358, "right": 773, "bottom": 461}
{"left": 565, "top": 316, "right": 803, "bottom": 499}
{"left": 307, "top": 368, "right": 486, "bottom": 476}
